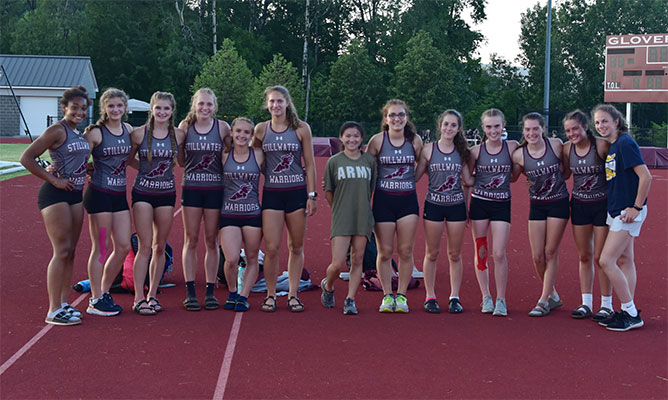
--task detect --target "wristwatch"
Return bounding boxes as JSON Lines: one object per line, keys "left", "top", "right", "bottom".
{"left": 632, "top": 204, "right": 643, "bottom": 211}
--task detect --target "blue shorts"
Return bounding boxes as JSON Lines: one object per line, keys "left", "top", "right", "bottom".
{"left": 262, "top": 187, "right": 306, "bottom": 213}
{"left": 373, "top": 190, "right": 419, "bottom": 223}
{"left": 469, "top": 197, "right": 511, "bottom": 223}
{"left": 181, "top": 188, "right": 223, "bottom": 209}
{"left": 529, "top": 197, "right": 570, "bottom": 221}
{"left": 131, "top": 190, "right": 176, "bottom": 208}
{"left": 423, "top": 201, "right": 466, "bottom": 222}
{"left": 571, "top": 198, "right": 607, "bottom": 227}
{"left": 84, "top": 184, "right": 129, "bottom": 214}
{"left": 220, "top": 215, "right": 262, "bottom": 228}
{"left": 37, "top": 182, "right": 82, "bottom": 210}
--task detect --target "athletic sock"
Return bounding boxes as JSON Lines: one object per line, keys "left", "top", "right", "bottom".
{"left": 205, "top": 282, "right": 215, "bottom": 297}
{"left": 449, "top": 296, "right": 459, "bottom": 301}
{"left": 581, "top": 293, "right": 593, "bottom": 309}
{"left": 185, "top": 281, "right": 196, "bottom": 298}
{"left": 621, "top": 301, "right": 638, "bottom": 317}
{"left": 601, "top": 295, "right": 613, "bottom": 310}
{"left": 425, "top": 296, "right": 436, "bottom": 302}
{"left": 47, "top": 308, "right": 63, "bottom": 318}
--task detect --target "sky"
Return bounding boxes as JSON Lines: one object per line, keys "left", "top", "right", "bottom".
{"left": 464, "top": 0, "right": 546, "bottom": 65}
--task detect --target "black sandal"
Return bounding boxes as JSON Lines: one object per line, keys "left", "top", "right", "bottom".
{"left": 183, "top": 297, "right": 202, "bottom": 311}
{"left": 287, "top": 296, "right": 305, "bottom": 313}
{"left": 571, "top": 304, "right": 593, "bottom": 319}
{"left": 133, "top": 300, "right": 156, "bottom": 316}
{"left": 261, "top": 296, "right": 277, "bottom": 313}
{"left": 204, "top": 296, "right": 220, "bottom": 310}
{"left": 148, "top": 297, "right": 163, "bottom": 313}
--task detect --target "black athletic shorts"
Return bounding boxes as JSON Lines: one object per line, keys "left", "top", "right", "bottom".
{"left": 262, "top": 187, "right": 306, "bottom": 213}
{"left": 84, "top": 184, "right": 129, "bottom": 214}
{"left": 571, "top": 198, "right": 607, "bottom": 227}
{"left": 372, "top": 190, "right": 419, "bottom": 223}
{"left": 131, "top": 190, "right": 176, "bottom": 208}
{"left": 468, "top": 197, "right": 511, "bottom": 223}
{"left": 423, "top": 201, "right": 467, "bottom": 222}
{"left": 219, "top": 215, "right": 262, "bottom": 228}
{"left": 181, "top": 188, "right": 223, "bottom": 209}
{"left": 529, "top": 197, "right": 570, "bottom": 221}
{"left": 37, "top": 182, "right": 82, "bottom": 210}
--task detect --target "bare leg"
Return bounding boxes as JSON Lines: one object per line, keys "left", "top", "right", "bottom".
{"left": 239, "top": 226, "right": 262, "bottom": 298}
{"left": 221, "top": 226, "right": 243, "bottom": 293}
{"left": 445, "top": 221, "right": 466, "bottom": 298}
{"left": 395, "top": 214, "right": 418, "bottom": 294}
{"left": 374, "top": 222, "right": 397, "bottom": 296}
{"left": 261, "top": 209, "right": 285, "bottom": 305}
{"left": 285, "top": 208, "right": 307, "bottom": 299}
{"left": 147, "top": 206, "right": 175, "bottom": 301}
{"left": 472, "top": 219, "right": 491, "bottom": 298}
{"left": 599, "top": 230, "right": 635, "bottom": 304}
{"left": 489, "top": 221, "right": 511, "bottom": 300}
{"left": 132, "top": 202, "right": 154, "bottom": 305}
{"left": 202, "top": 208, "right": 221, "bottom": 284}
{"left": 422, "top": 220, "right": 445, "bottom": 299}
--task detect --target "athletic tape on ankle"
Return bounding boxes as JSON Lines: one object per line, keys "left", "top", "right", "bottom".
{"left": 475, "top": 237, "right": 488, "bottom": 271}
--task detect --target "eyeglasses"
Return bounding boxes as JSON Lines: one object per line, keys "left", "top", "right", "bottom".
{"left": 388, "top": 112, "right": 406, "bottom": 120}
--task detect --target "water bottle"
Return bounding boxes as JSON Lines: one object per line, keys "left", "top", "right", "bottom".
{"left": 73, "top": 279, "right": 91, "bottom": 292}
{"left": 237, "top": 266, "right": 245, "bottom": 292}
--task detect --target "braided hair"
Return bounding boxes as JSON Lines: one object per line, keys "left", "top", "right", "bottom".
{"left": 146, "top": 91, "right": 177, "bottom": 166}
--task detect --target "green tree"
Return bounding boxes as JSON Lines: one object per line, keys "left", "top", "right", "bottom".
{"left": 391, "top": 31, "right": 460, "bottom": 126}
{"left": 245, "top": 54, "right": 305, "bottom": 123}
{"left": 310, "top": 41, "right": 387, "bottom": 130}
{"left": 192, "top": 38, "right": 254, "bottom": 120}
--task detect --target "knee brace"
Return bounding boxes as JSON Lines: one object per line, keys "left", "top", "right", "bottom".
{"left": 475, "top": 237, "right": 488, "bottom": 271}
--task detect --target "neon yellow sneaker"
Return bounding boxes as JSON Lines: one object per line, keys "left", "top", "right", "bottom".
{"left": 378, "top": 294, "right": 395, "bottom": 313}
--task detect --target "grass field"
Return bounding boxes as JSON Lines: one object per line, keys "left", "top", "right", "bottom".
{"left": 0, "top": 143, "right": 51, "bottom": 181}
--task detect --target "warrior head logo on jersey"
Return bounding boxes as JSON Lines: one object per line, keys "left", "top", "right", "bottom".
{"left": 577, "top": 175, "right": 598, "bottom": 192}
{"left": 229, "top": 183, "right": 252, "bottom": 201}
{"left": 480, "top": 174, "right": 505, "bottom": 189}
{"left": 384, "top": 166, "right": 409, "bottom": 179}
{"left": 535, "top": 173, "right": 557, "bottom": 197}
{"left": 436, "top": 175, "right": 457, "bottom": 192}
{"left": 191, "top": 154, "right": 216, "bottom": 172}
{"left": 273, "top": 154, "right": 294, "bottom": 173}
{"left": 73, "top": 161, "right": 88, "bottom": 175}
{"left": 111, "top": 159, "right": 127, "bottom": 176}
{"left": 146, "top": 160, "right": 171, "bottom": 178}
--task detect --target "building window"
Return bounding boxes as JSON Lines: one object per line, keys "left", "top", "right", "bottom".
{"left": 649, "top": 47, "right": 658, "bottom": 62}
{"left": 617, "top": 56, "right": 624, "bottom": 68}
{"left": 633, "top": 77, "right": 640, "bottom": 89}
{"left": 647, "top": 78, "right": 654, "bottom": 89}
{"left": 656, "top": 77, "right": 663, "bottom": 89}
{"left": 611, "top": 71, "right": 617, "bottom": 81}
{"left": 628, "top": 58, "right": 634, "bottom": 64}
{"left": 661, "top": 47, "right": 668, "bottom": 62}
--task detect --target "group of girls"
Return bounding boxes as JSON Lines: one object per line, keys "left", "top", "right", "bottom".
{"left": 22, "top": 84, "right": 650, "bottom": 332}
{"left": 22, "top": 84, "right": 317, "bottom": 324}
{"left": 322, "top": 100, "right": 650, "bottom": 332}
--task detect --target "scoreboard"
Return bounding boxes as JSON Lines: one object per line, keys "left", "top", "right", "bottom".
{"left": 604, "top": 33, "right": 668, "bottom": 103}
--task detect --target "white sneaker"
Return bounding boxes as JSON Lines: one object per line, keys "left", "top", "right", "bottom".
{"left": 339, "top": 272, "right": 350, "bottom": 281}
{"left": 481, "top": 296, "right": 494, "bottom": 314}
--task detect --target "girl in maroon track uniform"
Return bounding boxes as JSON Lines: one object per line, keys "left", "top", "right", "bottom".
{"left": 512, "top": 112, "right": 569, "bottom": 317}
{"left": 128, "top": 92, "right": 186, "bottom": 315}
{"left": 82, "top": 88, "right": 133, "bottom": 316}
{"left": 366, "top": 99, "right": 423, "bottom": 313}
{"left": 467, "top": 109, "right": 520, "bottom": 317}
{"left": 177, "top": 88, "right": 230, "bottom": 311}
{"left": 415, "top": 109, "right": 473, "bottom": 314}
{"left": 561, "top": 110, "right": 612, "bottom": 320}
{"left": 252, "top": 86, "right": 317, "bottom": 313}
{"left": 220, "top": 118, "right": 264, "bottom": 312}
{"left": 20, "top": 86, "right": 91, "bottom": 325}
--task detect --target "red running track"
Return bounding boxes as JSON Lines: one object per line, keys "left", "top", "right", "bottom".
{"left": 0, "top": 159, "right": 666, "bottom": 399}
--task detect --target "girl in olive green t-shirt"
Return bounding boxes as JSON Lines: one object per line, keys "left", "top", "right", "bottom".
{"left": 321, "top": 122, "right": 377, "bottom": 314}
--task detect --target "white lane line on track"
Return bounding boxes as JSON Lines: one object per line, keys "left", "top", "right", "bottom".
{"left": 0, "top": 293, "right": 87, "bottom": 376}
{"left": 213, "top": 312, "right": 244, "bottom": 400}
{"left": 0, "top": 206, "right": 183, "bottom": 377}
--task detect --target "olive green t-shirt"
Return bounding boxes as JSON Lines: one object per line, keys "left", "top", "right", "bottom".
{"left": 324, "top": 151, "right": 377, "bottom": 239}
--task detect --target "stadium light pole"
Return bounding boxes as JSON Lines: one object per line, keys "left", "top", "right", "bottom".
{"left": 543, "top": 0, "right": 552, "bottom": 129}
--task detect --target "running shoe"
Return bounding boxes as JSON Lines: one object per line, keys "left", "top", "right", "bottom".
{"left": 449, "top": 298, "right": 464, "bottom": 314}
{"left": 481, "top": 295, "right": 494, "bottom": 314}
{"left": 424, "top": 299, "right": 441, "bottom": 313}
{"left": 394, "top": 294, "right": 409, "bottom": 313}
{"left": 343, "top": 298, "right": 358, "bottom": 315}
{"left": 606, "top": 310, "right": 643, "bottom": 332}
{"left": 378, "top": 294, "right": 395, "bottom": 313}
{"left": 103, "top": 293, "right": 123, "bottom": 313}
{"left": 492, "top": 298, "right": 507, "bottom": 316}
{"left": 46, "top": 309, "right": 82, "bottom": 326}
{"left": 320, "top": 278, "right": 335, "bottom": 308}
{"left": 86, "top": 296, "right": 120, "bottom": 316}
